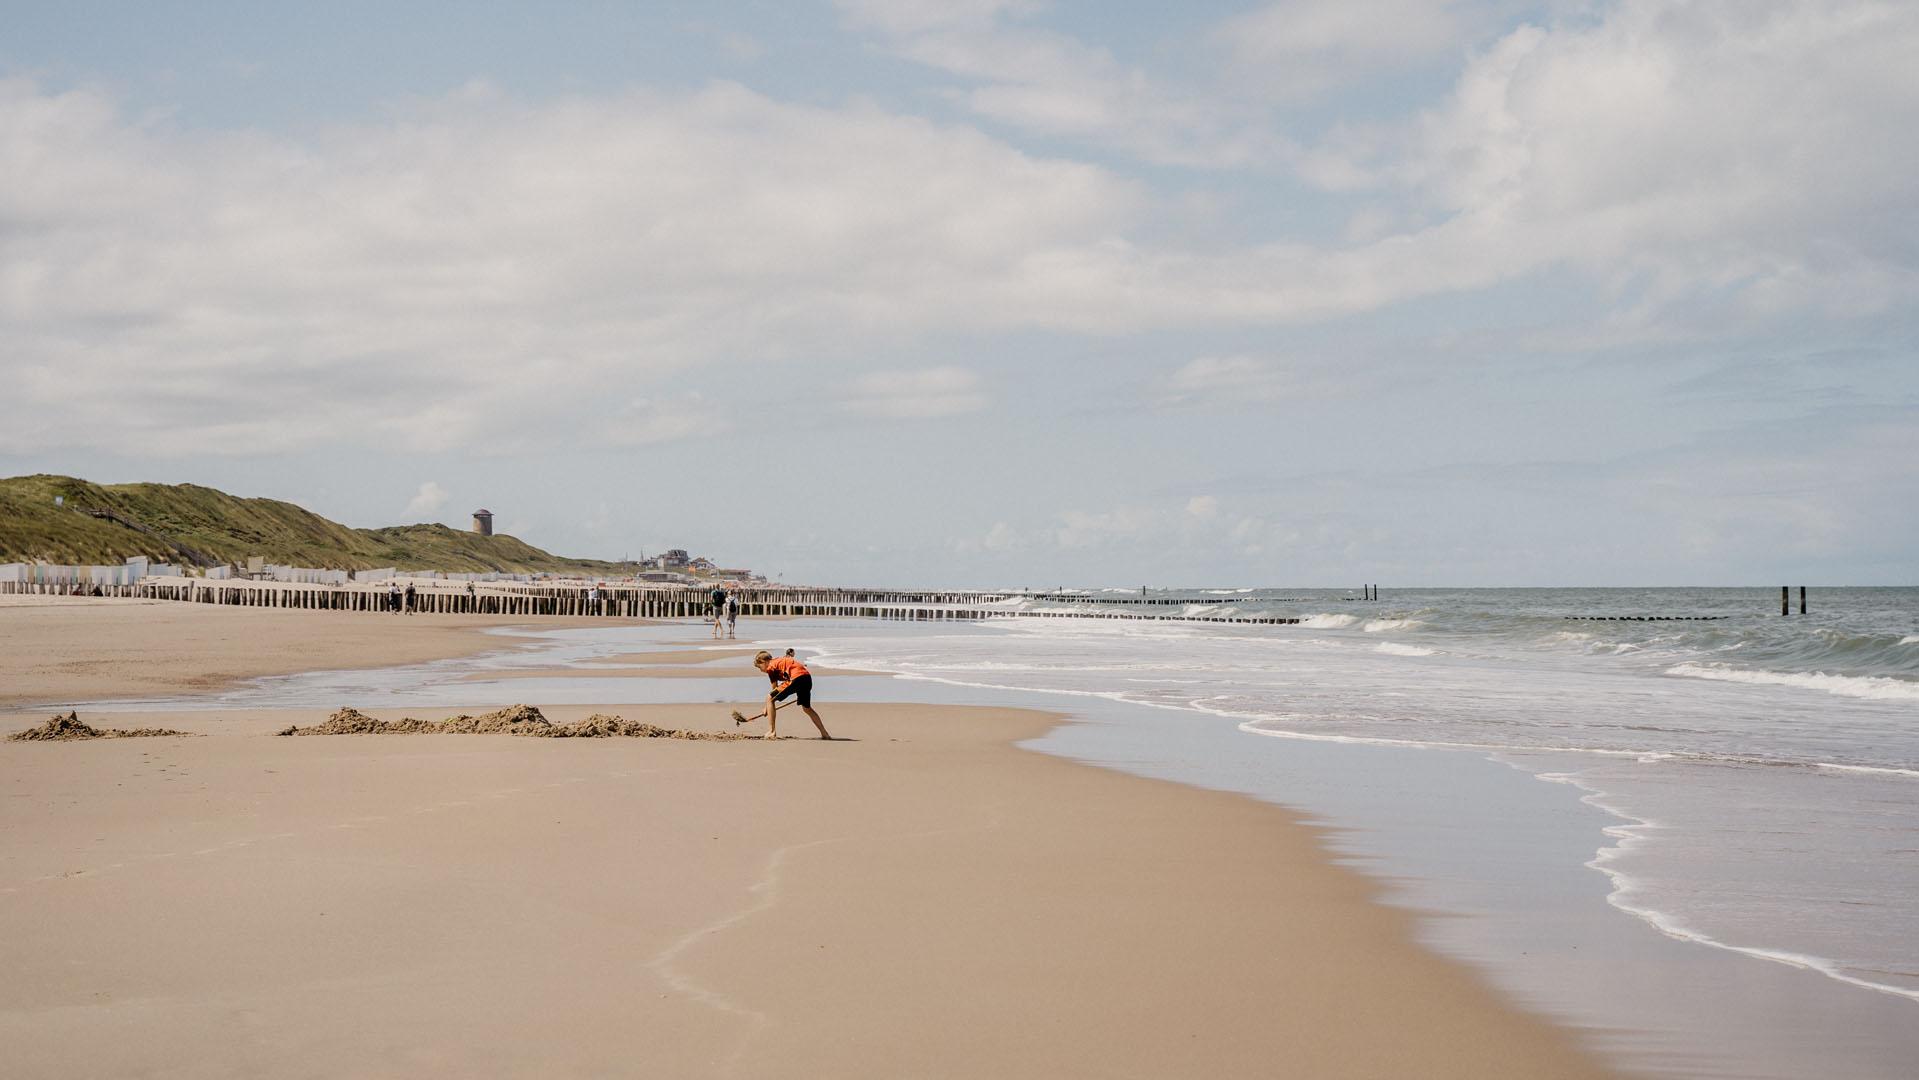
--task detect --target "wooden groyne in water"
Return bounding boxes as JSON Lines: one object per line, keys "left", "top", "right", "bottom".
{"left": 10, "top": 579, "right": 1769, "bottom": 629}
{"left": 1561, "top": 616, "right": 1731, "bottom": 622}
{"left": 91, "top": 580, "right": 1308, "bottom": 625}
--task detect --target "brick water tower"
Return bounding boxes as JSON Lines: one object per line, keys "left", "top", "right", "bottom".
{"left": 471, "top": 509, "right": 494, "bottom": 537}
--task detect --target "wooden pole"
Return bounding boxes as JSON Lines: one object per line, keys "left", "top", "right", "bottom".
{"left": 1781, "top": 586, "right": 1789, "bottom": 616}
{"left": 1800, "top": 586, "right": 1807, "bottom": 615}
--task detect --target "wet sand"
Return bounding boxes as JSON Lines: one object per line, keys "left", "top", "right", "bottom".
{"left": 0, "top": 596, "right": 607, "bottom": 708}
{"left": 0, "top": 602, "right": 1626, "bottom": 1078}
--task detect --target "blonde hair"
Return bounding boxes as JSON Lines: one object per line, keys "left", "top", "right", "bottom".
{"left": 753, "top": 651, "right": 772, "bottom": 665}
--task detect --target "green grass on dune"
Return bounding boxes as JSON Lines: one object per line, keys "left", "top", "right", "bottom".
{"left": 0, "top": 475, "right": 639, "bottom": 575}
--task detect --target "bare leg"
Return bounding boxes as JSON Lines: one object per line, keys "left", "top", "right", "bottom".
{"left": 765, "top": 694, "right": 779, "bottom": 739}
{"left": 802, "top": 706, "right": 831, "bottom": 740}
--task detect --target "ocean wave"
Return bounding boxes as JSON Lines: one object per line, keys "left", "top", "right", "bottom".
{"left": 1557, "top": 772, "right": 1919, "bottom": 1005}
{"left": 1299, "top": 613, "right": 1360, "bottom": 629}
{"left": 1375, "top": 642, "right": 1435, "bottom": 657}
{"left": 1362, "top": 618, "right": 1424, "bottom": 632}
{"left": 1902, "top": 635, "right": 1919, "bottom": 646}
{"left": 1815, "top": 762, "right": 1919, "bottom": 779}
{"left": 1665, "top": 663, "right": 1919, "bottom": 701}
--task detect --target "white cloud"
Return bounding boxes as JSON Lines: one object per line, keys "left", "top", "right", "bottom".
{"left": 840, "top": 366, "right": 989, "bottom": 418}
{"left": 1163, "top": 356, "right": 1290, "bottom": 405}
{"left": 0, "top": 78, "right": 1139, "bottom": 456}
{"left": 836, "top": 0, "right": 1290, "bottom": 168}
{"left": 1311, "top": 1, "right": 1919, "bottom": 322}
{"left": 403, "top": 480, "right": 450, "bottom": 518}
{"left": 4, "top": 2, "right": 1915, "bottom": 467}
{"left": 1213, "top": 0, "right": 1490, "bottom": 100}
{"left": 605, "top": 394, "right": 722, "bottom": 447}
{"left": 983, "top": 521, "right": 1021, "bottom": 551}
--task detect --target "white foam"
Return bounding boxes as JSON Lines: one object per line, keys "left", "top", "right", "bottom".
{"left": 1815, "top": 762, "right": 1919, "bottom": 779}
{"left": 1528, "top": 767, "right": 1919, "bottom": 1005}
{"left": 1362, "top": 617, "right": 1424, "bottom": 632}
{"left": 1666, "top": 663, "right": 1919, "bottom": 701}
{"left": 1299, "top": 613, "right": 1360, "bottom": 629}
{"left": 1901, "top": 635, "right": 1919, "bottom": 646}
{"left": 1375, "top": 642, "right": 1435, "bottom": 657}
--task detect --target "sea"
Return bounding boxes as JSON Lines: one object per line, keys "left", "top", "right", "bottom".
{"left": 83, "top": 585, "right": 1918, "bottom": 1078}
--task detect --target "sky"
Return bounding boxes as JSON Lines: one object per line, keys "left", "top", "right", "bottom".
{"left": 1, "top": 0, "right": 1914, "bottom": 587}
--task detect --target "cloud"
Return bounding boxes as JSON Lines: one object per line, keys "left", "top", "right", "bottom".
{"left": 1212, "top": 0, "right": 1493, "bottom": 100}
{"left": 1162, "top": 356, "right": 1291, "bottom": 406}
{"left": 836, "top": 0, "right": 1291, "bottom": 168}
{"left": 3, "top": 1, "right": 1915, "bottom": 467}
{"left": 0, "top": 78, "right": 1139, "bottom": 456}
{"left": 1309, "top": 1, "right": 1919, "bottom": 323}
{"left": 840, "top": 366, "right": 989, "bottom": 418}
{"left": 982, "top": 520, "right": 1021, "bottom": 550}
{"left": 605, "top": 394, "right": 722, "bottom": 447}
{"left": 402, "top": 480, "right": 450, "bottom": 518}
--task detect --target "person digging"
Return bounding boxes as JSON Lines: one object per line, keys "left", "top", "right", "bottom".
{"left": 744, "top": 650, "right": 831, "bottom": 740}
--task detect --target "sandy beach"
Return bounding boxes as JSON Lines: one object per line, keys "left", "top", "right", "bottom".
{"left": 0, "top": 600, "right": 1625, "bottom": 1078}
{"left": 0, "top": 596, "right": 616, "bottom": 709}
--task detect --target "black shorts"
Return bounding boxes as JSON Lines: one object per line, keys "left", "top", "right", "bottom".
{"left": 771, "top": 674, "right": 813, "bottom": 708}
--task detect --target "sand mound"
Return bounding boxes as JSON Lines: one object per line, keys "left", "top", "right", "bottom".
{"left": 438, "top": 704, "right": 552, "bottom": 734}
{"left": 8, "top": 711, "right": 193, "bottom": 741}
{"left": 275, "top": 707, "right": 440, "bottom": 736}
{"left": 276, "top": 706, "right": 755, "bottom": 741}
{"left": 544, "top": 713, "right": 752, "bottom": 740}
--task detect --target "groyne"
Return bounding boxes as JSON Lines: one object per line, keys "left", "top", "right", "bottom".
{"left": 0, "top": 579, "right": 1309, "bottom": 626}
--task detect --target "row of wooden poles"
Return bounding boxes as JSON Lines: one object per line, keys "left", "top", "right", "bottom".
{"left": 132, "top": 581, "right": 999, "bottom": 619}
{"left": 110, "top": 580, "right": 1313, "bottom": 625}
{"left": 6, "top": 579, "right": 1814, "bottom": 624}
{"left": 0, "top": 582, "right": 149, "bottom": 597}
{"left": 873, "top": 607, "right": 1303, "bottom": 626}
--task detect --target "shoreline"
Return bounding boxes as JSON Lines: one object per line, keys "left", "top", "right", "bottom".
{"left": 0, "top": 603, "right": 1627, "bottom": 1077}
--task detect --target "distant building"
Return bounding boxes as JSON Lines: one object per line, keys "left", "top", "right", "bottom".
{"left": 472, "top": 509, "right": 494, "bottom": 537}
{"left": 661, "top": 548, "right": 689, "bottom": 569}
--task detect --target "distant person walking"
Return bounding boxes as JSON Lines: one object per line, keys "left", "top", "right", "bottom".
{"left": 751, "top": 650, "right": 830, "bottom": 739}
{"left": 724, "top": 592, "right": 740, "bottom": 638}
{"left": 403, "top": 582, "right": 417, "bottom": 615}
{"left": 388, "top": 582, "right": 401, "bottom": 614}
{"left": 710, "top": 585, "right": 728, "bottom": 639}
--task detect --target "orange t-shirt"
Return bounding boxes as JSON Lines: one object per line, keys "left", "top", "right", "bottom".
{"left": 764, "top": 655, "right": 809, "bottom": 689}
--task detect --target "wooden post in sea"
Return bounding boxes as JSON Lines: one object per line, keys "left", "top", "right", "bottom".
{"left": 1781, "top": 586, "right": 1789, "bottom": 616}
{"left": 1800, "top": 586, "right": 1807, "bottom": 615}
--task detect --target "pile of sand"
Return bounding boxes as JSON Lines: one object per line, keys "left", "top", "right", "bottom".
{"left": 274, "top": 707, "right": 441, "bottom": 736}
{"left": 437, "top": 704, "right": 553, "bottom": 734}
{"left": 547, "top": 714, "right": 753, "bottom": 740}
{"left": 277, "top": 705, "right": 755, "bottom": 741}
{"left": 7, "top": 711, "right": 193, "bottom": 741}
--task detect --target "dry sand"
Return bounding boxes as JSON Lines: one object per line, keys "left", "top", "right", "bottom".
{"left": 0, "top": 604, "right": 1626, "bottom": 1078}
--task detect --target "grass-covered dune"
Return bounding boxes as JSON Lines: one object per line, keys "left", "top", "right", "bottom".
{"left": 0, "top": 475, "right": 639, "bottom": 575}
